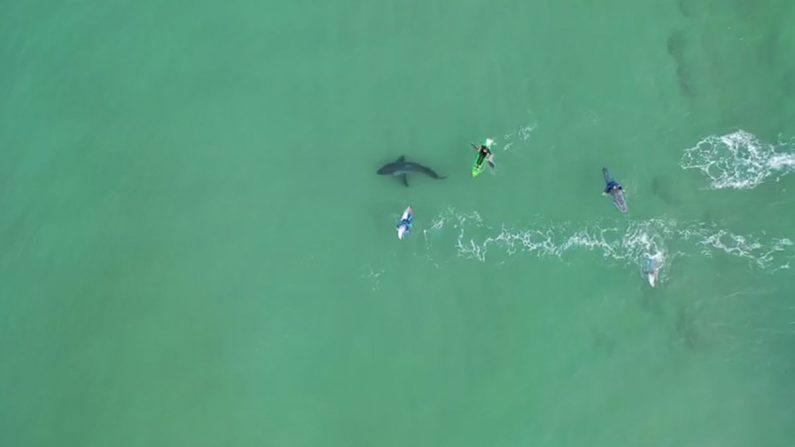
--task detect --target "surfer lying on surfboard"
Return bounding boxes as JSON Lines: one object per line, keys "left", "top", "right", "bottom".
{"left": 471, "top": 139, "right": 496, "bottom": 177}
{"left": 602, "top": 167, "right": 628, "bottom": 213}
{"left": 396, "top": 207, "right": 414, "bottom": 240}
{"left": 642, "top": 253, "right": 663, "bottom": 287}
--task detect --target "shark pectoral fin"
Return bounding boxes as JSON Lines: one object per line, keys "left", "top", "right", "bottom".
{"left": 401, "top": 174, "right": 409, "bottom": 187}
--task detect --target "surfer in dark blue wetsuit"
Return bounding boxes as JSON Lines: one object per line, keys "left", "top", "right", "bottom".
{"left": 602, "top": 167, "right": 624, "bottom": 194}
{"left": 604, "top": 180, "right": 623, "bottom": 195}
{"left": 602, "top": 167, "right": 628, "bottom": 213}
{"left": 397, "top": 207, "right": 414, "bottom": 239}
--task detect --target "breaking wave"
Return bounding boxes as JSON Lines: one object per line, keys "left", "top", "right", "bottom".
{"left": 681, "top": 130, "right": 795, "bottom": 189}
{"left": 423, "top": 208, "right": 793, "bottom": 272}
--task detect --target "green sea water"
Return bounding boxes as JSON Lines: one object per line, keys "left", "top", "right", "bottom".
{"left": 2, "top": 0, "right": 795, "bottom": 446}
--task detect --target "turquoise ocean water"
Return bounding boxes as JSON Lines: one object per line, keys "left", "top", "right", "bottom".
{"left": 2, "top": 0, "right": 794, "bottom": 446}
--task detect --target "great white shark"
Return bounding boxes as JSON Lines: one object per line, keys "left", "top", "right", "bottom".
{"left": 377, "top": 156, "right": 446, "bottom": 187}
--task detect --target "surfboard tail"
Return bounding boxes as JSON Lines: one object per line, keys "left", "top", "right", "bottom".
{"left": 613, "top": 190, "right": 628, "bottom": 213}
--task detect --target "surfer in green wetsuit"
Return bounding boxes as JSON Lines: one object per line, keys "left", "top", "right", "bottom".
{"left": 472, "top": 139, "right": 496, "bottom": 170}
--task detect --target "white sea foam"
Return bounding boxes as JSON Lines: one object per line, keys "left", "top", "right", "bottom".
{"left": 500, "top": 123, "right": 538, "bottom": 152}
{"left": 681, "top": 130, "right": 795, "bottom": 189}
{"left": 425, "top": 208, "right": 793, "bottom": 272}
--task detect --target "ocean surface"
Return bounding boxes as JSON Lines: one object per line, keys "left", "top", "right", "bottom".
{"left": 2, "top": 0, "right": 794, "bottom": 446}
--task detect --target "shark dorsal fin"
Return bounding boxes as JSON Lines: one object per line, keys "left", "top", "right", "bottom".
{"left": 397, "top": 155, "right": 406, "bottom": 163}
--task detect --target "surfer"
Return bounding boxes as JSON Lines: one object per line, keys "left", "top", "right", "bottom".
{"left": 472, "top": 140, "right": 496, "bottom": 169}
{"left": 602, "top": 167, "right": 628, "bottom": 213}
{"left": 396, "top": 207, "right": 414, "bottom": 240}
{"left": 471, "top": 139, "right": 496, "bottom": 177}
{"left": 643, "top": 254, "right": 663, "bottom": 287}
{"left": 604, "top": 179, "right": 624, "bottom": 195}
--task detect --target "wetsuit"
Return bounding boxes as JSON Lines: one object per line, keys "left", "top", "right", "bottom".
{"left": 604, "top": 181, "right": 623, "bottom": 194}
{"left": 397, "top": 214, "right": 413, "bottom": 233}
{"left": 476, "top": 146, "right": 492, "bottom": 167}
